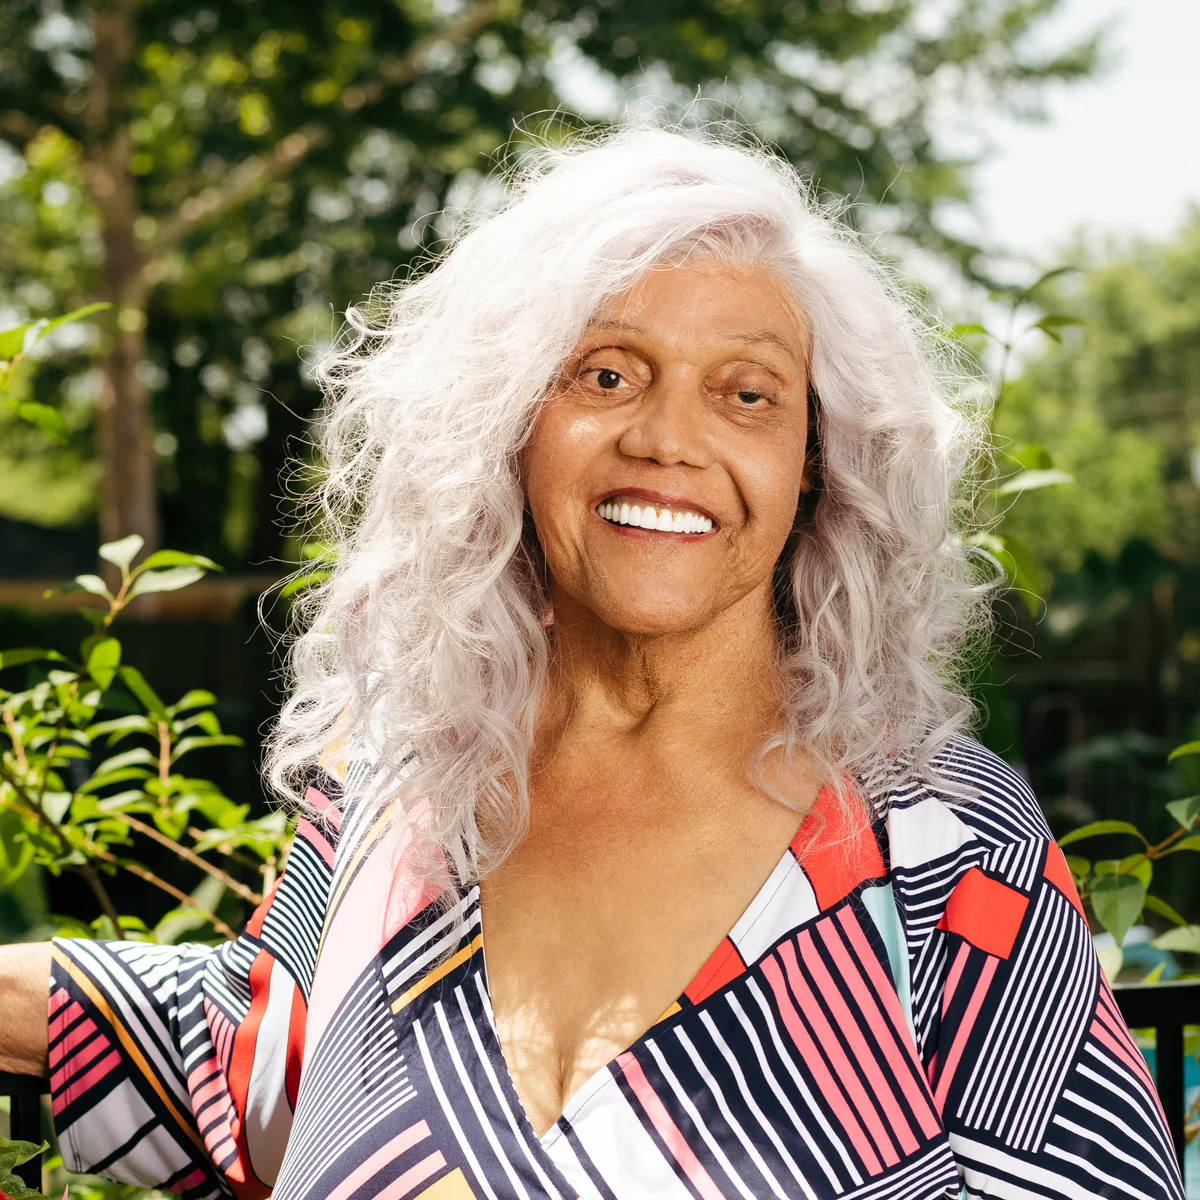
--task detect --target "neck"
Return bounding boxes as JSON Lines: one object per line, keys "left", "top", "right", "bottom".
{"left": 535, "top": 581, "right": 788, "bottom": 780}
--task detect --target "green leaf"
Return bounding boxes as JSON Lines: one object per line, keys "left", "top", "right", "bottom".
{"left": 1064, "top": 854, "right": 1090, "bottom": 880}
{"left": 137, "top": 549, "right": 221, "bottom": 572}
{"left": 1015, "top": 265, "right": 1079, "bottom": 306}
{"left": 15, "top": 400, "right": 68, "bottom": 443}
{"left": 85, "top": 636, "right": 122, "bottom": 690}
{"left": 1168, "top": 740, "right": 1200, "bottom": 761}
{"left": 98, "top": 533, "right": 145, "bottom": 572}
{"left": 280, "top": 570, "right": 330, "bottom": 598}
{"left": 994, "top": 468, "right": 1075, "bottom": 496}
{"left": 1165, "top": 794, "right": 1200, "bottom": 830}
{"left": 169, "top": 689, "right": 217, "bottom": 714}
{"left": 87, "top": 713, "right": 156, "bottom": 740}
{"left": 1150, "top": 925, "right": 1200, "bottom": 955}
{"left": 92, "top": 747, "right": 156, "bottom": 775}
{"left": 1095, "top": 943, "right": 1122, "bottom": 983}
{"left": 171, "top": 734, "right": 243, "bottom": 761}
{"left": 128, "top": 565, "right": 207, "bottom": 598}
{"left": 1003, "top": 444, "right": 1054, "bottom": 471}
{"left": 118, "top": 666, "right": 168, "bottom": 719}
{"left": 1165, "top": 835, "right": 1200, "bottom": 854}
{"left": 1058, "top": 819, "right": 1147, "bottom": 847}
{"left": 990, "top": 534, "right": 1041, "bottom": 614}
{"left": 949, "top": 322, "right": 989, "bottom": 339}
{"left": 0, "top": 648, "right": 67, "bottom": 670}
{"left": 1142, "top": 892, "right": 1189, "bottom": 927}
{"left": 66, "top": 574, "right": 111, "bottom": 598}
{"left": 42, "top": 301, "right": 111, "bottom": 334}
{"left": 0, "top": 320, "right": 37, "bottom": 360}
{"left": 1090, "top": 874, "right": 1145, "bottom": 946}
{"left": 1093, "top": 853, "right": 1152, "bottom": 887}
{"left": 1031, "top": 313, "right": 1085, "bottom": 344}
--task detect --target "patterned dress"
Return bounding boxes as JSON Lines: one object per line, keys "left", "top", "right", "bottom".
{"left": 47, "top": 736, "right": 1184, "bottom": 1200}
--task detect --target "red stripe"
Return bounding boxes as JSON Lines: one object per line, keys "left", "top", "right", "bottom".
{"left": 777, "top": 940, "right": 900, "bottom": 1167}
{"left": 49, "top": 1029, "right": 109, "bottom": 1093}
{"left": 53, "top": 1048, "right": 121, "bottom": 1113}
{"left": 761, "top": 955, "right": 884, "bottom": 1174}
{"left": 933, "top": 957, "right": 997, "bottom": 1111}
{"left": 821, "top": 916, "right": 942, "bottom": 1139}
{"left": 618, "top": 1052, "right": 729, "bottom": 1200}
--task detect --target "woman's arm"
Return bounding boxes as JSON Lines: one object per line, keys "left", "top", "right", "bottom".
{"left": 0, "top": 942, "right": 51, "bottom": 1076}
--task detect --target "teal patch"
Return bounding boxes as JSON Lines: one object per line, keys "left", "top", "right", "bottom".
{"left": 861, "top": 882, "right": 917, "bottom": 1042}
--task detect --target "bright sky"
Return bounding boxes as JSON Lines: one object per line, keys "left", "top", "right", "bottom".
{"left": 975, "top": 0, "right": 1200, "bottom": 262}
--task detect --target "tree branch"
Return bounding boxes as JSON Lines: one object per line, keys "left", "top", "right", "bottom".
{"left": 110, "top": 809, "right": 263, "bottom": 906}
{"left": 89, "top": 842, "right": 237, "bottom": 940}
{"left": 145, "top": 0, "right": 499, "bottom": 261}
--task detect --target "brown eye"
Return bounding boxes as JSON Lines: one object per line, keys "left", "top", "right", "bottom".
{"left": 596, "top": 369, "right": 622, "bottom": 390}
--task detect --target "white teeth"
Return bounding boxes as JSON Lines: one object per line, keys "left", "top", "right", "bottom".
{"left": 597, "top": 498, "right": 714, "bottom": 535}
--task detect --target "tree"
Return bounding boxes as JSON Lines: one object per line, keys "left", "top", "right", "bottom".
{"left": 0, "top": 0, "right": 1098, "bottom": 561}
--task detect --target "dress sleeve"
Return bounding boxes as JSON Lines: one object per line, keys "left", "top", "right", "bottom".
{"left": 47, "top": 775, "right": 342, "bottom": 1198}
{"left": 928, "top": 837, "right": 1185, "bottom": 1200}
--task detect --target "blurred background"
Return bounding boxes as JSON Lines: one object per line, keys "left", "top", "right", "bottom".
{"left": 1, "top": 0, "right": 1199, "bottom": 938}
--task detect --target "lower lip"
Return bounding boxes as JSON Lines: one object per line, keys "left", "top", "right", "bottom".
{"left": 594, "top": 511, "right": 716, "bottom": 541}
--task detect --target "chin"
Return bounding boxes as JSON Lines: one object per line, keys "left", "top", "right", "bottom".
{"left": 593, "top": 596, "right": 713, "bottom": 637}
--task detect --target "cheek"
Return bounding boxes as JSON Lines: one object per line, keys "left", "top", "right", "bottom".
{"left": 523, "top": 407, "right": 610, "bottom": 531}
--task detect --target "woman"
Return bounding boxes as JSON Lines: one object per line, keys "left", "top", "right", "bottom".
{"left": 0, "top": 129, "right": 1183, "bottom": 1200}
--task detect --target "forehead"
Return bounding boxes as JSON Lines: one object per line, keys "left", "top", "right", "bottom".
{"left": 585, "top": 258, "right": 810, "bottom": 363}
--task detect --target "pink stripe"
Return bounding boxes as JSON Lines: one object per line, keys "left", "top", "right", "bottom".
{"left": 940, "top": 942, "right": 970, "bottom": 1020}
{"left": 297, "top": 818, "right": 336, "bottom": 866}
{"left": 172, "top": 1166, "right": 208, "bottom": 1194}
{"left": 305, "top": 785, "right": 343, "bottom": 828}
{"left": 760, "top": 957, "right": 883, "bottom": 1174}
{"left": 48, "top": 1016, "right": 98, "bottom": 1069}
{"left": 796, "top": 930, "right": 920, "bottom": 1155}
{"left": 47, "top": 1000, "right": 86, "bottom": 1045}
{"left": 373, "top": 1151, "right": 448, "bottom": 1200}
{"left": 48, "top": 987, "right": 71, "bottom": 1016}
{"left": 933, "top": 957, "right": 997, "bottom": 1111}
{"left": 778, "top": 941, "right": 899, "bottom": 1167}
{"left": 1090, "top": 1004, "right": 1164, "bottom": 1125}
{"left": 54, "top": 1048, "right": 121, "bottom": 1113}
{"left": 816, "top": 921, "right": 941, "bottom": 1139}
{"left": 618, "top": 1052, "right": 728, "bottom": 1200}
{"left": 190, "top": 1072, "right": 229, "bottom": 1111}
{"left": 323, "top": 1121, "right": 434, "bottom": 1200}
{"left": 49, "top": 1030, "right": 110, "bottom": 1092}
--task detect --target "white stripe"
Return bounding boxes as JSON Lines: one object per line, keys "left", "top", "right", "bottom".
{"left": 433, "top": 1000, "right": 533, "bottom": 1200}
{"left": 413, "top": 1015, "right": 500, "bottom": 1200}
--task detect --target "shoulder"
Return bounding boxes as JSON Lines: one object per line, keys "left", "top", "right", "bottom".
{"left": 867, "top": 733, "right": 1050, "bottom": 854}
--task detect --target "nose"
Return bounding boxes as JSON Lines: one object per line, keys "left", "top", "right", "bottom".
{"left": 616, "top": 368, "right": 711, "bottom": 468}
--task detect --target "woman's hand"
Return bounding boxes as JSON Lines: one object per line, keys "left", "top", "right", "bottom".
{"left": 0, "top": 943, "right": 52, "bottom": 1076}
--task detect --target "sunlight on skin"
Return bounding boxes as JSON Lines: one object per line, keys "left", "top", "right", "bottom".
{"left": 481, "top": 258, "right": 826, "bottom": 1137}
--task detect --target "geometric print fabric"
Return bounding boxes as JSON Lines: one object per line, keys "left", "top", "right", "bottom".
{"left": 47, "top": 735, "right": 1185, "bottom": 1200}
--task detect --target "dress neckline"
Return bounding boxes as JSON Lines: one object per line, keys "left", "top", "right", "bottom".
{"left": 475, "top": 781, "right": 852, "bottom": 1147}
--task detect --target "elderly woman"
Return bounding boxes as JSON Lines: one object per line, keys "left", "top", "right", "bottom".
{"left": 0, "top": 129, "right": 1184, "bottom": 1200}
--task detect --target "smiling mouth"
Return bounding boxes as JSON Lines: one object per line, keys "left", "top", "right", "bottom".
{"left": 595, "top": 496, "right": 715, "bottom": 534}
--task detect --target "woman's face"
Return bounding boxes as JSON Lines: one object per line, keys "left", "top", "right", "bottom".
{"left": 523, "top": 258, "right": 813, "bottom": 637}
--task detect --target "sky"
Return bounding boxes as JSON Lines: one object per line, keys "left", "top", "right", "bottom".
{"left": 974, "top": 0, "right": 1200, "bottom": 263}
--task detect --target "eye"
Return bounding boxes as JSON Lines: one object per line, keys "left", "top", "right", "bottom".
{"left": 737, "top": 389, "right": 766, "bottom": 405}
{"left": 596, "top": 368, "right": 623, "bottom": 390}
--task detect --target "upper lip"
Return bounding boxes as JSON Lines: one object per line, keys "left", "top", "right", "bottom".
{"left": 595, "top": 487, "right": 719, "bottom": 526}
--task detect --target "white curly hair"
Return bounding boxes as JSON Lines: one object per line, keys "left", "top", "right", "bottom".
{"left": 265, "top": 125, "right": 989, "bottom": 884}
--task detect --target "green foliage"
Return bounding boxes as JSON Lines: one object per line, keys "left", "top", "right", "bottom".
{"left": 1055, "top": 735, "right": 1200, "bottom": 979}
{"left": 0, "top": 536, "right": 290, "bottom": 945}
{"left": 0, "top": 0, "right": 1099, "bottom": 563}
{"left": 0, "top": 1136, "right": 51, "bottom": 1199}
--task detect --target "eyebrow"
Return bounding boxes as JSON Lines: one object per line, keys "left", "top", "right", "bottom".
{"left": 584, "top": 321, "right": 802, "bottom": 357}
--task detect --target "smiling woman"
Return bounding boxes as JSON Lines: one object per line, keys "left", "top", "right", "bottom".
{"left": 0, "top": 128, "right": 1185, "bottom": 1200}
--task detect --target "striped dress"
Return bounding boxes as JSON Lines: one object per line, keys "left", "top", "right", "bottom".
{"left": 47, "top": 736, "right": 1185, "bottom": 1200}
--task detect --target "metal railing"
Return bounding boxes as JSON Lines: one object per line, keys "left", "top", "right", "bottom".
{"left": 1, "top": 981, "right": 1197, "bottom": 1187}
{"left": 0, "top": 1069, "right": 47, "bottom": 1189}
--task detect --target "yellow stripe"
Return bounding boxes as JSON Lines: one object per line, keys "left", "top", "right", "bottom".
{"left": 391, "top": 934, "right": 483, "bottom": 1014}
{"left": 655, "top": 1000, "right": 682, "bottom": 1024}
{"left": 52, "top": 946, "right": 209, "bottom": 1156}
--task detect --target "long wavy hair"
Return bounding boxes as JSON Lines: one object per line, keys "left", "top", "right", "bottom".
{"left": 265, "top": 125, "right": 989, "bottom": 884}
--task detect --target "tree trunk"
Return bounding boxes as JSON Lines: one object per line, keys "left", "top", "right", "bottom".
{"left": 84, "top": 2, "right": 159, "bottom": 555}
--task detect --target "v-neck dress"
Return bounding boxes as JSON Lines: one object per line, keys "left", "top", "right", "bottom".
{"left": 47, "top": 735, "right": 1185, "bottom": 1200}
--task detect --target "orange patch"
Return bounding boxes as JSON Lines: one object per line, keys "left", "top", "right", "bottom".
{"left": 937, "top": 867, "right": 1029, "bottom": 959}
{"left": 1042, "top": 842, "right": 1087, "bottom": 919}
{"left": 795, "top": 784, "right": 886, "bottom": 910}
{"left": 684, "top": 937, "right": 746, "bottom": 1005}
